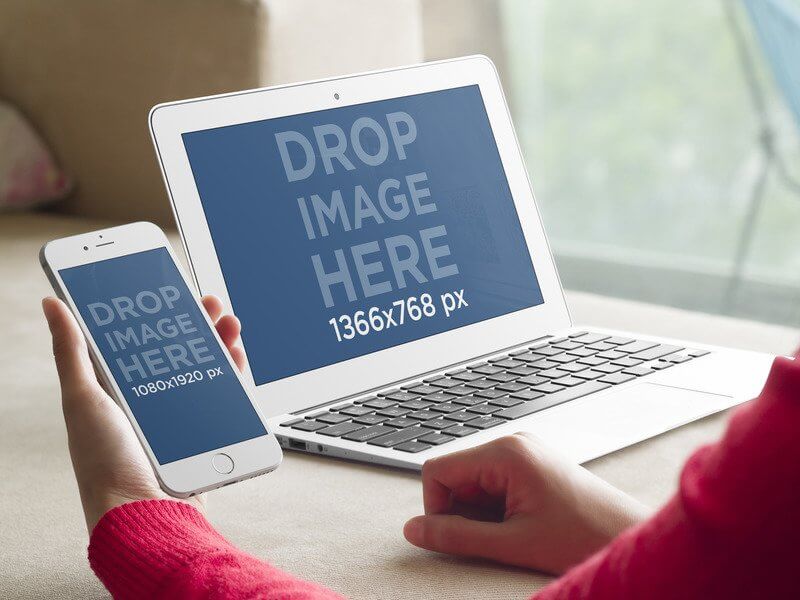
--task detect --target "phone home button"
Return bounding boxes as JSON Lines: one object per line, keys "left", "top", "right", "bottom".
{"left": 212, "top": 453, "right": 234, "bottom": 474}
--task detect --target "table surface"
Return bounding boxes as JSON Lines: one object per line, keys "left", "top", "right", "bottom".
{"left": 2, "top": 214, "right": 798, "bottom": 599}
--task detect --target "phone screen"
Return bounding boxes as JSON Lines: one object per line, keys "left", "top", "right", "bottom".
{"left": 58, "top": 247, "right": 267, "bottom": 464}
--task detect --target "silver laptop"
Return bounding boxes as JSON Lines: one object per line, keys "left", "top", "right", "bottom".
{"left": 150, "top": 56, "right": 774, "bottom": 470}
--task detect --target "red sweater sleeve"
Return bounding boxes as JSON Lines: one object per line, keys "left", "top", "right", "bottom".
{"left": 533, "top": 354, "right": 800, "bottom": 599}
{"left": 88, "top": 499, "right": 343, "bottom": 599}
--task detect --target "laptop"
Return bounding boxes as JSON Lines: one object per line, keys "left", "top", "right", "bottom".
{"left": 149, "top": 56, "right": 774, "bottom": 470}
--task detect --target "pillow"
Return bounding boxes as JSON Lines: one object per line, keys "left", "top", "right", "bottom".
{"left": 0, "top": 101, "right": 72, "bottom": 209}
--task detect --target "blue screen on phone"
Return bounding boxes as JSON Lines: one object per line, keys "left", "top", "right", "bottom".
{"left": 59, "top": 248, "right": 267, "bottom": 464}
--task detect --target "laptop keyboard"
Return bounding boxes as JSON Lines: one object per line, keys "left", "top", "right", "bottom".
{"left": 280, "top": 332, "right": 710, "bottom": 454}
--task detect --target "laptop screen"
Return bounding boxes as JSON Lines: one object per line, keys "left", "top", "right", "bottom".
{"left": 182, "top": 84, "right": 543, "bottom": 385}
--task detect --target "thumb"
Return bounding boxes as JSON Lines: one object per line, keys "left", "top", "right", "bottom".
{"left": 404, "top": 514, "right": 507, "bottom": 559}
{"left": 42, "top": 297, "right": 101, "bottom": 400}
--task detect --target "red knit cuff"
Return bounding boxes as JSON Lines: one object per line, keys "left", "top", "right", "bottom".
{"left": 88, "top": 499, "right": 231, "bottom": 600}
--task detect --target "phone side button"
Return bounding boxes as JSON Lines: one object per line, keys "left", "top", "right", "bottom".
{"left": 212, "top": 453, "right": 234, "bottom": 474}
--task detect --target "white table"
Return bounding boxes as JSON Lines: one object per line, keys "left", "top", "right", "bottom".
{"left": 1, "top": 214, "right": 797, "bottom": 599}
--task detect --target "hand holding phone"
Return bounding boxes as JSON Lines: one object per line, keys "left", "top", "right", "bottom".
{"left": 41, "top": 223, "right": 282, "bottom": 503}
{"left": 43, "top": 295, "right": 242, "bottom": 530}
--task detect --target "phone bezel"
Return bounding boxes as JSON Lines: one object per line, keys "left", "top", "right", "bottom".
{"left": 40, "top": 221, "right": 282, "bottom": 497}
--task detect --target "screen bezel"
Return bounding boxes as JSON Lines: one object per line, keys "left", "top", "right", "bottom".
{"left": 150, "top": 56, "right": 572, "bottom": 417}
{"left": 41, "top": 222, "right": 282, "bottom": 496}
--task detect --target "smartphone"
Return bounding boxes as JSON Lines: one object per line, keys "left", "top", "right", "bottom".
{"left": 40, "top": 222, "right": 282, "bottom": 497}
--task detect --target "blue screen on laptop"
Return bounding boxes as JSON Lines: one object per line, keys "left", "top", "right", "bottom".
{"left": 182, "top": 85, "right": 543, "bottom": 385}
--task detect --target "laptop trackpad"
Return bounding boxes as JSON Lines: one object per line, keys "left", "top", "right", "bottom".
{"left": 518, "top": 383, "right": 733, "bottom": 464}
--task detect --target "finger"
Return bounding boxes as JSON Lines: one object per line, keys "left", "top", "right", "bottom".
{"left": 229, "top": 346, "right": 247, "bottom": 373}
{"left": 42, "top": 297, "right": 101, "bottom": 400}
{"left": 403, "top": 514, "right": 508, "bottom": 559}
{"left": 215, "top": 314, "right": 242, "bottom": 350}
{"left": 201, "top": 295, "right": 225, "bottom": 324}
{"left": 421, "top": 443, "right": 507, "bottom": 514}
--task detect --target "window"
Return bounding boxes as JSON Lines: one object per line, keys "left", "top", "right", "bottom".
{"left": 423, "top": 0, "right": 800, "bottom": 326}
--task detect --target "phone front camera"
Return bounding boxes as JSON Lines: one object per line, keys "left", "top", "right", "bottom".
{"left": 83, "top": 246, "right": 88, "bottom": 251}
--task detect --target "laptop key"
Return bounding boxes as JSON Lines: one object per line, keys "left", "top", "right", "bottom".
{"left": 547, "top": 353, "right": 578, "bottom": 364}
{"left": 280, "top": 418, "right": 304, "bottom": 427}
{"left": 473, "top": 388, "right": 507, "bottom": 400}
{"left": 528, "top": 359, "right": 560, "bottom": 370}
{"left": 485, "top": 372, "right": 519, "bottom": 383}
{"left": 559, "top": 361, "right": 590, "bottom": 373}
{"left": 529, "top": 346, "right": 563, "bottom": 357}
{"left": 586, "top": 342, "right": 617, "bottom": 352}
{"left": 510, "top": 389, "right": 545, "bottom": 401}
{"left": 531, "top": 382, "right": 567, "bottom": 394}
{"left": 630, "top": 344, "right": 683, "bottom": 361}
{"left": 506, "top": 365, "right": 539, "bottom": 376}
{"left": 363, "top": 398, "right": 397, "bottom": 409}
{"left": 611, "top": 356, "right": 644, "bottom": 368}
{"left": 623, "top": 365, "right": 656, "bottom": 377}
{"left": 616, "top": 340, "right": 659, "bottom": 354}
{"left": 570, "top": 332, "right": 611, "bottom": 344}
{"left": 537, "top": 368, "right": 572, "bottom": 379}
{"left": 402, "top": 400, "right": 434, "bottom": 411}
{"left": 385, "top": 417, "right": 419, "bottom": 429}
{"left": 595, "top": 350, "right": 625, "bottom": 361}
{"left": 551, "top": 340, "right": 582, "bottom": 351}
{"left": 394, "top": 441, "right": 433, "bottom": 453}
{"left": 452, "top": 395, "right": 486, "bottom": 406}
{"left": 317, "top": 422, "right": 364, "bottom": 437}
{"left": 467, "top": 404, "right": 501, "bottom": 415}
{"left": 368, "top": 426, "right": 427, "bottom": 447}
{"left": 593, "top": 363, "right": 623, "bottom": 374}
{"left": 337, "top": 405, "right": 373, "bottom": 417}
{"left": 515, "top": 351, "right": 547, "bottom": 362}
{"left": 495, "top": 381, "right": 528, "bottom": 393}
{"left": 441, "top": 425, "right": 478, "bottom": 437}
{"left": 291, "top": 420, "right": 328, "bottom": 432}
{"left": 488, "top": 396, "right": 525, "bottom": 408}
{"left": 376, "top": 406, "right": 412, "bottom": 418}
{"left": 450, "top": 371, "right": 484, "bottom": 382}
{"left": 517, "top": 375, "right": 549, "bottom": 386}
{"left": 565, "top": 347, "right": 597, "bottom": 358}
{"left": 577, "top": 356, "right": 606, "bottom": 366}
{"left": 421, "top": 418, "right": 454, "bottom": 430}
{"left": 352, "top": 414, "right": 389, "bottom": 426}
{"left": 343, "top": 425, "right": 395, "bottom": 442}
{"left": 445, "top": 411, "right": 478, "bottom": 422}
{"left": 567, "top": 331, "right": 588, "bottom": 338}
{"left": 490, "top": 359, "right": 525, "bottom": 369}
{"left": 408, "top": 410, "right": 440, "bottom": 421}
{"left": 417, "top": 433, "right": 456, "bottom": 446}
{"left": 429, "top": 403, "right": 461, "bottom": 414}
{"left": 423, "top": 392, "right": 456, "bottom": 403}
{"left": 446, "top": 385, "right": 475, "bottom": 396}
{"left": 472, "top": 364, "right": 504, "bottom": 375}
{"left": 496, "top": 381, "right": 612, "bottom": 420}
{"left": 604, "top": 336, "right": 636, "bottom": 345}
{"left": 407, "top": 385, "right": 440, "bottom": 395}
{"left": 599, "top": 372, "right": 636, "bottom": 385}
{"left": 667, "top": 353, "right": 693, "bottom": 364}
{"left": 465, "top": 416, "right": 507, "bottom": 430}
{"left": 553, "top": 376, "right": 585, "bottom": 387}
{"left": 316, "top": 412, "right": 352, "bottom": 425}
{"left": 465, "top": 379, "right": 495, "bottom": 389}
{"left": 687, "top": 349, "right": 710, "bottom": 357}
{"left": 574, "top": 370, "right": 606, "bottom": 380}
{"left": 429, "top": 378, "right": 463, "bottom": 389}
{"left": 384, "top": 391, "right": 419, "bottom": 402}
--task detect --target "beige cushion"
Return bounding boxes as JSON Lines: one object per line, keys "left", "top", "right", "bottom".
{"left": 0, "top": 0, "right": 422, "bottom": 225}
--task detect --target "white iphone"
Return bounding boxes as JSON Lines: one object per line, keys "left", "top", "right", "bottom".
{"left": 40, "top": 221, "right": 282, "bottom": 497}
